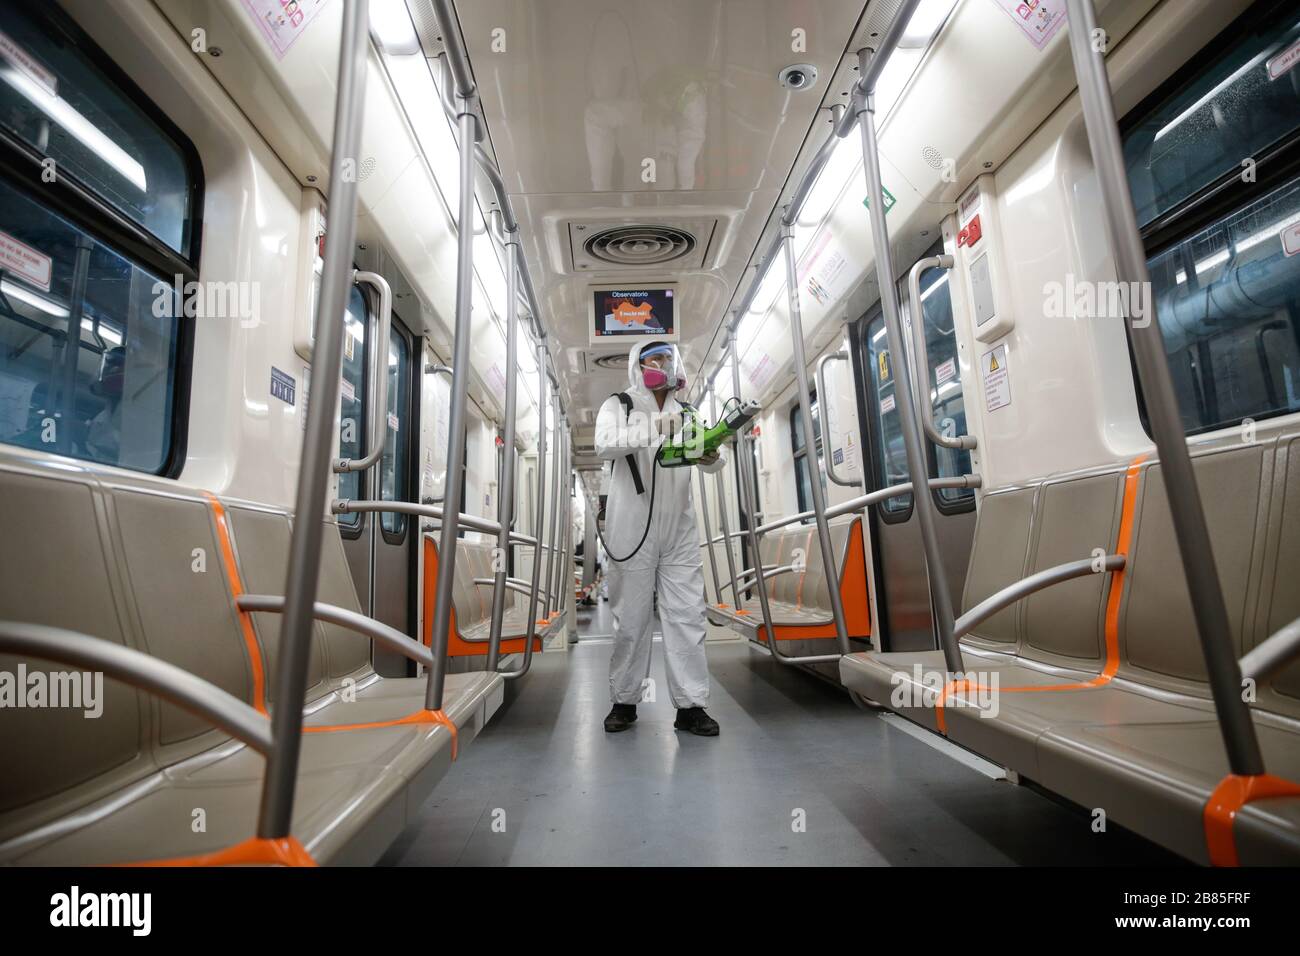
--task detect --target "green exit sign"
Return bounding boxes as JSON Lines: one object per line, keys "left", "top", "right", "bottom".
{"left": 863, "top": 186, "right": 896, "bottom": 214}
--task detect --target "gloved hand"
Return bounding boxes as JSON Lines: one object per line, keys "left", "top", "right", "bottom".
{"left": 697, "top": 448, "right": 727, "bottom": 473}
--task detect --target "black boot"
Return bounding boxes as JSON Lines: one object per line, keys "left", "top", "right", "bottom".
{"left": 674, "top": 707, "right": 719, "bottom": 736}
{"left": 604, "top": 703, "right": 637, "bottom": 733}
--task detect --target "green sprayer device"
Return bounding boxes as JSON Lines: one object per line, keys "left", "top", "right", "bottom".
{"left": 657, "top": 398, "right": 763, "bottom": 468}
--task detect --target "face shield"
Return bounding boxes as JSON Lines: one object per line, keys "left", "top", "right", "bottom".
{"left": 638, "top": 342, "right": 685, "bottom": 392}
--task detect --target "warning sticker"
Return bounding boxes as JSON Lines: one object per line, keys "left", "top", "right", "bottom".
{"left": 992, "top": 0, "right": 1067, "bottom": 51}
{"left": 387, "top": 411, "right": 400, "bottom": 432}
{"left": 0, "top": 229, "right": 52, "bottom": 291}
{"left": 935, "top": 357, "right": 957, "bottom": 385}
{"left": 880, "top": 394, "right": 896, "bottom": 415}
{"left": 1283, "top": 221, "right": 1300, "bottom": 258}
{"left": 340, "top": 377, "right": 356, "bottom": 403}
{"left": 1267, "top": 39, "right": 1300, "bottom": 81}
{"left": 270, "top": 366, "right": 295, "bottom": 406}
{"left": 862, "top": 185, "right": 896, "bottom": 215}
{"left": 981, "top": 345, "right": 1011, "bottom": 412}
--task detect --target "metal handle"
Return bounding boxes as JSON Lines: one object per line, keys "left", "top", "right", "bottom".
{"left": 334, "top": 269, "right": 393, "bottom": 474}
{"left": 906, "top": 256, "right": 976, "bottom": 451}
{"left": 0, "top": 620, "right": 272, "bottom": 754}
{"left": 237, "top": 595, "right": 432, "bottom": 668}
{"left": 1239, "top": 616, "right": 1300, "bottom": 685}
{"left": 953, "top": 555, "right": 1124, "bottom": 639}
{"left": 814, "top": 349, "right": 861, "bottom": 486}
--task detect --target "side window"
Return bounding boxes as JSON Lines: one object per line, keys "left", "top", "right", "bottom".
{"left": 1124, "top": 3, "right": 1300, "bottom": 435}
{"left": 790, "top": 397, "right": 826, "bottom": 520}
{"left": 911, "top": 263, "right": 974, "bottom": 506}
{"left": 380, "top": 326, "right": 409, "bottom": 536}
{"left": 0, "top": 2, "right": 199, "bottom": 475}
{"left": 336, "top": 285, "right": 367, "bottom": 529}
{"left": 865, "top": 311, "right": 910, "bottom": 516}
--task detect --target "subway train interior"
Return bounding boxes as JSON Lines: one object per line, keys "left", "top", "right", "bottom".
{"left": 1, "top": 0, "right": 1299, "bottom": 881}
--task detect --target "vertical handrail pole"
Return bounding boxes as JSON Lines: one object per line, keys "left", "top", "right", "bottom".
{"left": 728, "top": 327, "right": 779, "bottom": 645}
{"left": 905, "top": 257, "right": 975, "bottom": 451}
{"left": 855, "top": 42, "right": 962, "bottom": 674}
{"left": 696, "top": 449, "right": 724, "bottom": 606}
{"left": 258, "top": 0, "right": 368, "bottom": 838}
{"left": 486, "top": 232, "right": 521, "bottom": 671}
{"left": 425, "top": 73, "right": 479, "bottom": 711}
{"left": 710, "top": 384, "right": 742, "bottom": 607}
{"left": 541, "top": 394, "right": 559, "bottom": 616}
{"left": 780, "top": 217, "right": 850, "bottom": 654}
{"left": 1064, "top": 0, "right": 1263, "bottom": 774}
{"left": 335, "top": 270, "right": 393, "bottom": 472}
{"left": 524, "top": 344, "right": 547, "bottom": 640}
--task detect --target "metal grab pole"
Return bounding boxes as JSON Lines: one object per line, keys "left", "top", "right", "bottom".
{"left": 426, "top": 85, "right": 479, "bottom": 711}
{"left": 334, "top": 270, "right": 393, "bottom": 472}
{"left": 815, "top": 350, "right": 860, "bottom": 487}
{"left": 906, "top": 256, "right": 976, "bottom": 451}
{"left": 779, "top": 219, "right": 851, "bottom": 655}
{"left": 1064, "top": 0, "right": 1263, "bottom": 775}
{"left": 486, "top": 232, "right": 521, "bottom": 672}
{"left": 728, "top": 328, "right": 781, "bottom": 644}
{"left": 258, "top": 0, "right": 368, "bottom": 839}
{"left": 523, "top": 344, "right": 547, "bottom": 641}
{"left": 856, "top": 46, "right": 962, "bottom": 675}
{"left": 710, "top": 385, "right": 742, "bottom": 608}
{"left": 541, "top": 394, "right": 561, "bottom": 618}
{"left": 696, "top": 459, "right": 723, "bottom": 605}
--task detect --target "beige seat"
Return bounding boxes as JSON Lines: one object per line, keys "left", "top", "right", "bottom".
{"left": 841, "top": 431, "right": 1300, "bottom": 864}
{"left": 709, "top": 516, "right": 872, "bottom": 641}
{"left": 0, "top": 447, "right": 502, "bottom": 865}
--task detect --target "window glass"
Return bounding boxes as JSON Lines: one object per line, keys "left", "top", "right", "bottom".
{"left": 0, "top": 0, "right": 196, "bottom": 253}
{"left": 380, "top": 327, "right": 409, "bottom": 535}
{"left": 791, "top": 398, "right": 826, "bottom": 519}
{"left": 1145, "top": 177, "right": 1300, "bottom": 433}
{"left": 1123, "top": 6, "right": 1300, "bottom": 229}
{"left": 0, "top": 177, "right": 178, "bottom": 472}
{"left": 866, "top": 314, "right": 910, "bottom": 514}
{"left": 336, "top": 285, "right": 367, "bottom": 528}
{"left": 911, "top": 266, "right": 973, "bottom": 504}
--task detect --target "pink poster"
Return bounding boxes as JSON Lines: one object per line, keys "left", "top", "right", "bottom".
{"left": 992, "top": 0, "right": 1067, "bottom": 50}
{"left": 240, "top": 0, "right": 330, "bottom": 59}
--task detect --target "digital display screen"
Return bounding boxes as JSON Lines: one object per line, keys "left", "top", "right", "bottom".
{"left": 592, "top": 288, "right": 674, "bottom": 337}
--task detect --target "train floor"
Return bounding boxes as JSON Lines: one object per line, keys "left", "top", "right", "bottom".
{"left": 380, "top": 602, "right": 1184, "bottom": 866}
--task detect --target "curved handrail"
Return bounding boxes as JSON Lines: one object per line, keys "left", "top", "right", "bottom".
{"left": 815, "top": 350, "right": 860, "bottom": 486}
{"left": 1239, "top": 615, "right": 1300, "bottom": 685}
{"left": 333, "top": 499, "right": 536, "bottom": 548}
{"left": 236, "top": 595, "right": 433, "bottom": 668}
{"left": 906, "top": 256, "right": 976, "bottom": 452}
{"left": 719, "top": 565, "right": 790, "bottom": 596}
{"left": 755, "top": 475, "right": 981, "bottom": 538}
{"left": 953, "top": 555, "right": 1125, "bottom": 640}
{"left": 0, "top": 621, "right": 272, "bottom": 754}
{"left": 334, "top": 270, "right": 393, "bottom": 474}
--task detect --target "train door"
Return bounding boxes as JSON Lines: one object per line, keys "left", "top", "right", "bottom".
{"left": 850, "top": 242, "right": 977, "bottom": 651}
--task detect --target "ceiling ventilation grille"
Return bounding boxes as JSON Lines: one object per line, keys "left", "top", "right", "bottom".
{"left": 583, "top": 225, "right": 696, "bottom": 266}
{"left": 566, "top": 217, "right": 716, "bottom": 272}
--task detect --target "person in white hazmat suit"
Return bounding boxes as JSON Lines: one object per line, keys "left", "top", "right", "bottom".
{"left": 594, "top": 341, "right": 726, "bottom": 736}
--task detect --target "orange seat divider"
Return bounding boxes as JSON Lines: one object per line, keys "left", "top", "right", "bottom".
{"left": 202, "top": 492, "right": 268, "bottom": 714}
{"left": 1204, "top": 774, "right": 1300, "bottom": 866}
{"left": 117, "top": 835, "right": 317, "bottom": 868}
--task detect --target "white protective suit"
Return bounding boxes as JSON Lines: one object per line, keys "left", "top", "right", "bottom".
{"left": 594, "top": 342, "right": 726, "bottom": 708}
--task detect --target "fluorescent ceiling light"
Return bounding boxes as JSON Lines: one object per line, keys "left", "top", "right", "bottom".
{"left": 797, "top": 135, "right": 862, "bottom": 227}
{"left": 370, "top": 0, "right": 421, "bottom": 55}
{"left": 0, "top": 66, "right": 146, "bottom": 192}
{"left": 82, "top": 318, "right": 122, "bottom": 346}
{"left": 900, "top": 0, "right": 959, "bottom": 48}
{"left": 2, "top": 278, "right": 68, "bottom": 318}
